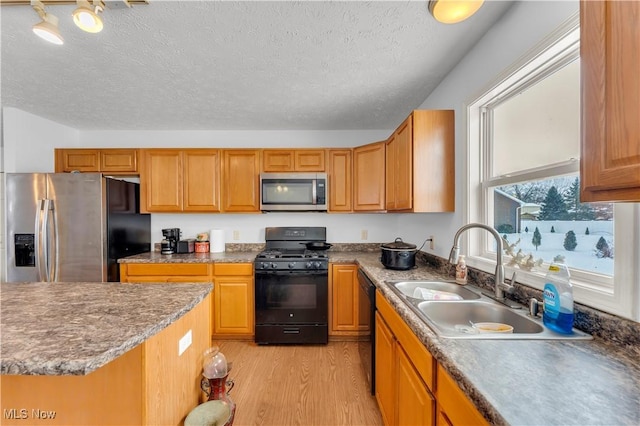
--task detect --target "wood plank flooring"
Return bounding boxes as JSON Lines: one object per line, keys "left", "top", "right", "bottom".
{"left": 216, "top": 341, "right": 383, "bottom": 426}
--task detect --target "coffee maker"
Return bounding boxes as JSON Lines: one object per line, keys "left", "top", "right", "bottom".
{"left": 161, "top": 228, "right": 181, "bottom": 255}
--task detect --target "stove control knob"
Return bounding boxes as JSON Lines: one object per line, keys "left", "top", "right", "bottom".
{"left": 260, "top": 262, "right": 269, "bottom": 269}
{"left": 270, "top": 262, "right": 278, "bottom": 269}
{"left": 313, "top": 261, "right": 321, "bottom": 269}
{"left": 288, "top": 262, "right": 296, "bottom": 269}
{"left": 305, "top": 261, "right": 313, "bottom": 269}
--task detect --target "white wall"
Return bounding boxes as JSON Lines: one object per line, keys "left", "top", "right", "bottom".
{"left": 1, "top": 1, "right": 580, "bottom": 252}
{"left": 396, "top": 0, "right": 580, "bottom": 258}
{"left": 2, "top": 107, "right": 79, "bottom": 173}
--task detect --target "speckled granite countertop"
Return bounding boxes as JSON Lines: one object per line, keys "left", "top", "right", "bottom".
{"left": 118, "top": 250, "right": 260, "bottom": 263}
{"left": 117, "top": 250, "right": 640, "bottom": 425}
{"left": 0, "top": 282, "right": 212, "bottom": 376}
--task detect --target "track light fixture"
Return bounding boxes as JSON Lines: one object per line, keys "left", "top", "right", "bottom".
{"left": 73, "top": 0, "right": 104, "bottom": 33}
{"left": 428, "top": 0, "right": 485, "bottom": 24}
{"left": 31, "top": 0, "right": 64, "bottom": 45}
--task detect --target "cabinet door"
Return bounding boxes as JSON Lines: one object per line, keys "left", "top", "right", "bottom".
{"left": 140, "top": 149, "right": 183, "bottom": 212}
{"left": 100, "top": 149, "right": 138, "bottom": 173}
{"left": 353, "top": 141, "right": 386, "bottom": 211}
{"left": 580, "top": 0, "right": 640, "bottom": 202}
{"left": 213, "top": 274, "right": 254, "bottom": 336}
{"left": 183, "top": 149, "right": 220, "bottom": 212}
{"left": 412, "top": 110, "right": 455, "bottom": 212}
{"left": 393, "top": 118, "right": 413, "bottom": 211}
{"left": 375, "top": 312, "right": 396, "bottom": 426}
{"left": 330, "top": 264, "right": 367, "bottom": 334}
{"left": 436, "top": 365, "right": 488, "bottom": 426}
{"left": 328, "top": 149, "right": 352, "bottom": 212}
{"left": 385, "top": 136, "right": 396, "bottom": 211}
{"left": 262, "top": 150, "right": 294, "bottom": 172}
{"left": 397, "top": 345, "right": 435, "bottom": 426}
{"left": 55, "top": 149, "right": 100, "bottom": 172}
{"left": 221, "top": 150, "right": 261, "bottom": 212}
{"left": 295, "top": 150, "right": 325, "bottom": 171}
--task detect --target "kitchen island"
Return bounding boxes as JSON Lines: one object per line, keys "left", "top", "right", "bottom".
{"left": 0, "top": 281, "right": 212, "bottom": 425}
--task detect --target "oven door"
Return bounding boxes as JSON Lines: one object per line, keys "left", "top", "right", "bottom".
{"left": 255, "top": 269, "right": 328, "bottom": 324}
{"left": 255, "top": 269, "right": 329, "bottom": 344}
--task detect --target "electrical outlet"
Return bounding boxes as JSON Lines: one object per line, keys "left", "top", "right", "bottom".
{"left": 178, "top": 329, "right": 192, "bottom": 356}
{"left": 430, "top": 236, "right": 435, "bottom": 250}
{"left": 361, "top": 230, "right": 368, "bottom": 240}
{"left": 233, "top": 230, "right": 240, "bottom": 241}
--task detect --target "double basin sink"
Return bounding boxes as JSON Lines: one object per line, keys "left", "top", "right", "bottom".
{"left": 389, "top": 280, "right": 592, "bottom": 340}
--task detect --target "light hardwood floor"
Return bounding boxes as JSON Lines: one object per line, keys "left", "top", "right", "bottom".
{"left": 216, "top": 341, "right": 383, "bottom": 426}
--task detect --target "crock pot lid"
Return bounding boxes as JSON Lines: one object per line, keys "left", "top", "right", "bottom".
{"left": 381, "top": 238, "right": 417, "bottom": 249}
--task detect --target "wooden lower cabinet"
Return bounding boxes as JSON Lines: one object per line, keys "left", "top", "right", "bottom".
{"left": 329, "top": 264, "right": 369, "bottom": 337}
{"left": 397, "top": 344, "right": 435, "bottom": 425}
{"left": 375, "top": 293, "right": 435, "bottom": 426}
{"left": 212, "top": 263, "right": 254, "bottom": 339}
{"left": 375, "top": 292, "right": 487, "bottom": 426}
{"left": 436, "top": 365, "right": 489, "bottom": 426}
{"left": 120, "top": 263, "right": 213, "bottom": 283}
{"left": 120, "top": 262, "right": 255, "bottom": 340}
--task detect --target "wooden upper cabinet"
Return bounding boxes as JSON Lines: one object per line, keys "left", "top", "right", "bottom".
{"left": 328, "top": 149, "right": 352, "bottom": 212}
{"left": 183, "top": 150, "right": 220, "bottom": 212}
{"left": 221, "top": 149, "right": 261, "bottom": 212}
{"left": 262, "top": 149, "right": 326, "bottom": 172}
{"left": 386, "top": 110, "right": 455, "bottom": 212}
{"left": 353, "top": 141, "right": 386, "bottom": 211}
{"left": 140, "top": 149, "right": 220, "bottom": 213}
{"left": 580, "top": 0, "right": 640, "bottom": 202}
{"left": 140, "top": 149, "right": 183, "bottom": 212}
{"left": 55, "top": 149, "right": 138, "bottom": 174}
{"left": 386, "top": 118, "right": 413, "bottom": 211}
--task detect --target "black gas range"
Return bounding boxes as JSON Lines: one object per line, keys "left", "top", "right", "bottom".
{"left": 254, "top": 227, "right": 329, "bottom": 345}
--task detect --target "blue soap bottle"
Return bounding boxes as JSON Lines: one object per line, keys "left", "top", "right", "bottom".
{"left": 543, "top": 255, "right": 574, "bottom": 334}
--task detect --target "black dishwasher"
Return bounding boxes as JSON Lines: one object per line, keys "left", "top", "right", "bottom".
{"left": 357, "top": 269, "right": 376, "bottom": 395}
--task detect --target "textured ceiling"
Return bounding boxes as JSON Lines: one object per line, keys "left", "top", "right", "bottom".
{"left": 1, "top": 1, "right": 513, "bottom": 131}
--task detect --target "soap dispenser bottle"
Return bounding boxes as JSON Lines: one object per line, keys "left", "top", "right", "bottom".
{"left": 455, "top": 255, "right": 468, "bottom": 285}
{"left": 542, "top": 255, "right": 574, "bottom": 334}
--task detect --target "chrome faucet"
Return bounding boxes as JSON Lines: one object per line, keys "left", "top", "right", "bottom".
{"left": 448, "top": 223, "right": 514, "bottom": 302}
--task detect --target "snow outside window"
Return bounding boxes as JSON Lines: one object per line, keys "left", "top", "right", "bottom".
{"left": 465, "top": 20, "right": 639, "bottom": 320}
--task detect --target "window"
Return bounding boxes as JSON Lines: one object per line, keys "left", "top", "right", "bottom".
{"left": 466, "top": 18, "right": 638, "bottom": 320}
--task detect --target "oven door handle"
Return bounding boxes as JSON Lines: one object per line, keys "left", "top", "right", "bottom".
{"left": 255, "top": 270, "right": 328, "bottom": 276}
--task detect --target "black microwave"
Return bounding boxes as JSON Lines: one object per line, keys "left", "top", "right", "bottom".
{"left": 260, "top": 173, "right": 328, "bottom": 212}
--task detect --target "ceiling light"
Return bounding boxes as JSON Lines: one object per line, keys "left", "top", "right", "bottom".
{"left": 31, "top": 0, "right": 63, "bottom": 45}
{"left": 428, "top": 0, "right": 485, "bottom": 24}
{"left": 73, "top": 0, "right": 104, "bottom": 33}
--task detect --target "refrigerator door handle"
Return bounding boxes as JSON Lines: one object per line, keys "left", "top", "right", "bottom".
{"left": 49, "top": 199, "right": 59, "bottom": 282}
{"left": 35, "top": 199, "right": 48, "bottom": 282}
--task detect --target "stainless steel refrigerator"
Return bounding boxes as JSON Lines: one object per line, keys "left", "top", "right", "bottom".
{"left": 4, "top": 173, "right": 151, "bottom": 283}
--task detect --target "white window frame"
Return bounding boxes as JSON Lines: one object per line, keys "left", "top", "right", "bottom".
{"left": 464, "top": 13, "right": 640, "bottom": 321}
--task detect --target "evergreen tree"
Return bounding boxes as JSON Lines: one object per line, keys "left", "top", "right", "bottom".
{"left": 525, "top": 226, "right": 529, "bottom": 233}
{"left": 550, "top": 226, "right": 556, "bottom": 233}
{"left": 563, "top": 230, "right": 577, "bottom": 251}
{"left": 565, "top": 177, "right": 596, "bottom": 220}
{"left": 585, "top": 227, "right": 590, "bottom": 235}
{"left": 596, "top": 236, "right": 612, "bottom": 258}
{"left": 532, "top": 227, "right": 542, "bottom": 251}
{"left": 539, "top": 186, "right": 569, "bottom": 220}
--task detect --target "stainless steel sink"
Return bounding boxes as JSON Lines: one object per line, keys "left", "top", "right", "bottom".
{"left": 416, "top": 301, "right": 591, "bottom": 340}
{"left": 393, "top": 280, "right": 481, "bottom": 301}
{"left": 386, "top": 280, "right": 592, "bottom": 340}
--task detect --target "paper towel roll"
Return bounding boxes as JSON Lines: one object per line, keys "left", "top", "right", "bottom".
{"left": 209, "top": 229, "right": 225, "bottom": 253}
